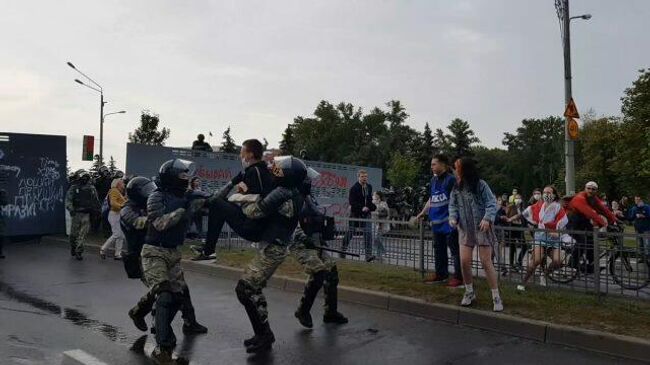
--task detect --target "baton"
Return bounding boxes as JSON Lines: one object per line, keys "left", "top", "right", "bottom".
{"left": 312, "top": 245, "right": 361, "bottom": 257}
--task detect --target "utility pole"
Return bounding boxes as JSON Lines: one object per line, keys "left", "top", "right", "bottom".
{"left": 562, "top": 0, "right": 574, "bottom": 195}
{"left": 556, "top": 0, "right": 591, "bottom": 195}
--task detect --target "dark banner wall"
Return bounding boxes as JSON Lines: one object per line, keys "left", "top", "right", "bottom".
{"left": 125, "top": 143, "right": 382, "bottom": 217}
{"left": 0, "top": 133, "right": 67, "bottom": 236}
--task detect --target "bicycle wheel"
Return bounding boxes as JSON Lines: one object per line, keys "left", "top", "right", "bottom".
{"left": 610, "top": 251, "right": 650, "bottom": 290}
{"left": 546, "top": 248, "right": 578, "bottom": 284}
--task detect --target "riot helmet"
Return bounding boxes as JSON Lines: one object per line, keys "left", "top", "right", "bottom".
{"left": 126, "top": 176, "right": 157, "bottom": 207}
{"left": 113, "top": 170, "right": 125, "bottom": 179}
{"left": 270, "top": 156, "right": 308, "bottom": 188}
{"left": 158, "top": 159, "right": 195, "bottom": 193}
{"left": 74, "top": 169, "right": 91, "bottom": 185}
{"left": 98, "top": 165, "right": 110, "bottom": 177}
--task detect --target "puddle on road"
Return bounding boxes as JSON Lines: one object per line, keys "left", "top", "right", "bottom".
{"left": 0, "top": 281, "right": 196, "bottom": 364}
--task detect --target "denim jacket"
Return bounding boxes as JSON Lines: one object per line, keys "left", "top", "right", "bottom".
{"left": 448, "top": 179, "right": 497, "bottom": 230}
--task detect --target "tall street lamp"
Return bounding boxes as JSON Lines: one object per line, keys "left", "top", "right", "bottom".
{"left": 555, "top": 0, "right": 591, "bottom": 195}
{"left": 67, "top": 61, "right": 106, "bottom": 163}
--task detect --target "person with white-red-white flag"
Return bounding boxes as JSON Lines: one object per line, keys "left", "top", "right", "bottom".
{"left": 513, "top": 185, "right": 570, "bottom": 291}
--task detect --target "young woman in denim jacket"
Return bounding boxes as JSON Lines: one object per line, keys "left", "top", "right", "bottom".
{"left": 449, "top": 158, "right": 503, "bottom": 312}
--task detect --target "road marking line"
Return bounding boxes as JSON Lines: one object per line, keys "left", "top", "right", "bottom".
{"left": 61, "top": 349, "right": 109, "bottom": 365}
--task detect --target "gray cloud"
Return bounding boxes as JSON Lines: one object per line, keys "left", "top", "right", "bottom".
{"left": 1, "top": 0, "right": 648, "bottom": 171}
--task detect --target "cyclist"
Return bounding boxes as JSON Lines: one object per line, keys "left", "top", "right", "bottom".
{"left": 567, "top": 181, "right": 618, "bottom": 273}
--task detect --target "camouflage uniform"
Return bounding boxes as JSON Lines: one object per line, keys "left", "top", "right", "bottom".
{"left": 65, "top": 182, "right": 100, "bottom": 256}
{"left": 290, "top": 228, "right": 345, "bottom": 324}
{"left": 141, "top": 244, "right": 186, "bottom": 294}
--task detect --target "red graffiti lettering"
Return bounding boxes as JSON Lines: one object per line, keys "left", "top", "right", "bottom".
{"left": 313, "top": 171, "right": 348, "bottom": 189}
{"left": 196, "top": 168, "right": 233, "bottom": 181}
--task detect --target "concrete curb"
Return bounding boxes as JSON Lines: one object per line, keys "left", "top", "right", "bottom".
{"left": 48, "top": 238, "right": 650, "bottom": 363}
{"left": 181, "top": 259, "right": 650, "bottom": 363}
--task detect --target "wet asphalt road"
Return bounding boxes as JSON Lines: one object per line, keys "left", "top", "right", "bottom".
{"left": 0, "top": 238, "right": 643, "bottom": 365}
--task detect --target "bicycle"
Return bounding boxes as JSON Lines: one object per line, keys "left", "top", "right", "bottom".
{"left": 546, "top": 224, "right": 650, "bottom": 290}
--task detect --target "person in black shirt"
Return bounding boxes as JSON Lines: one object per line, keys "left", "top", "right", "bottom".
{"left": 191, "top": 139, "right": 275, "bottom": 260}
{"left": 340, "top": 170, "right": 376, "bottom": 261}
{"left": 191, "top": 134, "right": 213, "bottom": 152}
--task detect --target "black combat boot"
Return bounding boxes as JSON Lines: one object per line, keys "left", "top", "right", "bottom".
{"left": 178, "top": 288, "right": 208, "bottom": 335}
{"left": 129, "top": 291, "right": 156, "bottom": 332}
{"left": 323, "top": 267, "right": 348, "bottom": 324}
{"left": 245, "top": 322, "right": 275, "bottom": 354}
{"left": 294, "top": 271, "right": 326, "bottom": 328}
{"left": 151, "top": 346, "right": 175, "bottom": 365}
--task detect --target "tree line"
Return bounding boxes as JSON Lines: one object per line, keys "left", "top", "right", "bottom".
{"left": 126, "top": 69, "right": 650, "bottom": 199}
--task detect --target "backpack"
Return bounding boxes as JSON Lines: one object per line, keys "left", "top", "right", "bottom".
{"left": 299, "top": 196, "right": 335, "bottom": 240}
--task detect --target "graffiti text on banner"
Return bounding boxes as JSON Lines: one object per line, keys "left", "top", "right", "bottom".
{"left": 3, "top": 157, "right": 64, "bottom": 220}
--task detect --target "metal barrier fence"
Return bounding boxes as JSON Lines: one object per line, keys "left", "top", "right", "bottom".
{"left": 208, "top": 217, "right": 650, "bottom": 300}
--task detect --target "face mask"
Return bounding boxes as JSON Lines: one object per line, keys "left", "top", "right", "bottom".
{"left": 533, "top": 194, "right": 541, "bottom": 201}
{"left": 542, "top": 193, "right": 554, "bottom": 202}
{"left": 241, "top": 158, "right": 250, "bottom": 169}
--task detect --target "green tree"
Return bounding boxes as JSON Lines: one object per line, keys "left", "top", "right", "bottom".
{"left": 279, "top": 125, "right": 296, "bottom": 155}
{"left": 473, "top": 146, "right": 516, "bottom": 197}
{"left": 108, "top": 156, "right": 117, "bottom": 174}
{"left": 387, "top": 152, "right": 419, "bottom": 188}
{"left": 445, "top": 118, "right": 480, "bottom": 160}
{"left": 617, "top": 69, "right": 650, "bottom": 195}
{"left": 220, "top": 126, "right": 237, "bottom": 153}
{"left": 128, "top": 110, "right": 170, "bottom": 145}
{"left": 416, "top": 122, "right": 436, "bottom": 178}
{"left": 575, "top": 117, "right": 621, "bottom": 198}
{"left": 502, "top": 116, "right": 564, "bottom": 195}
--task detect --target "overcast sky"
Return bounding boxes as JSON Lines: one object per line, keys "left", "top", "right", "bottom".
{"left": 1, "top": 0, "right": 648, "bottom": 171}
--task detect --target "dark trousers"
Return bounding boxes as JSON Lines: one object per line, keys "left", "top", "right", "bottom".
{"left": 506, "top": 230, "right": 528, "bottom": 266}
{"left": 433, "top": 230, "right": 462, "bottom": 280}
{"left": 203, "top": 197, "right": 262, "bottom": 255}
{"left": 341, "top": 220, "right": 373, "bottom": 257}
{"left": 571, "top": 234, "right": 595, "bottom": 272}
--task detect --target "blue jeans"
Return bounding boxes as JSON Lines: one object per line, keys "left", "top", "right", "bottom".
{"left": 342, "top": 220, "right": 373, "bottom": 257}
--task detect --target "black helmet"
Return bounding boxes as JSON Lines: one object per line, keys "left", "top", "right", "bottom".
{"left": 158, "top": 159, "right": 195, "bottom": 193}
{"left": 74, "top": 169, "right": 91, "bottom": 184}
{"left": 126, "top": 176, "right": 157, "bottom": 207}
{"left": 112, "top": 170, "right": 124, "bottom": 179}
{"left": 99, "top": 166, "right": 110, "bottom": 177}
{"left": 270, "top": 156, "right": 311, "bottom": 188}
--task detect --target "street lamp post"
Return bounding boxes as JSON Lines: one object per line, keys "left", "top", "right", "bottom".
{"left": 555, "top": 0, "right": 591, "bottom": 195}
{"left": 68, "top": 62, "right": 106, "bottom": 163}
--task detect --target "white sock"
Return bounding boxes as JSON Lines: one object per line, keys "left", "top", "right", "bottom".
{"left": 465, "top": 283, "right": 474, "bottom": 293}
{"left": 491, "top": 289, "right": 501, "bottom": 300}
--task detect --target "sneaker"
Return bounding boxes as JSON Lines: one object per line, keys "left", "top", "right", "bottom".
{"left": 493, "top": 297, "right": 504, "bottom": 312}
{"left": 191, "top": 252, "right": 216, "bottom": 261}
{"left": 182, "top": 321, "right": 208, "bottom": 335}
{"left": 365, "top": 255, "right": 376, "bottom": 263}
{"left": 128, "top": 308, "right": 148, "bottom": 332}
{"left": 539, "top": 275, "right": 547, "bottom": 287}
{"left": 423, "top": 273, "right": 448, "bottom": 284}
{"left": 245, "top": 331, "right": 275, "bottom": 353}
{"left": 151, "top": 347, "right": 174, "bottom": 365}
{"left": 460, "top": 291, "right": 476, "bottom": 306}
{"left": 516, "top": 285, "right": 526, "bottom": 292}
{"left": 447, "top": 278, "right": 463, "bottom": 288}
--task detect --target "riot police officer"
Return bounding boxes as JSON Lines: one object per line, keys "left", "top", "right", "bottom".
{"left": 234, "top": 156, "right": 309, "bottom": 354}
{"left": 65, "top": 170, "right": 100, "bottom": 260}
{"left": 142, "top": 159, "right": 208, "bottom": 363}
{"left": 120, "top": 176, "right": 207, "bottom": 337}
{"left": 291, "top": 179, "right": 348, "bottom": 328}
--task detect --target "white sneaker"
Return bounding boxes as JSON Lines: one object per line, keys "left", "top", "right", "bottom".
{"left": 461, "top": 291, "right": 476, "bottom": 306}
{"left": 516, "top": 285, "right": 526, "bottom": 292}
{"left": 493, "top": 297, "right": 504, "bottom": 312}
{"left": 539, "top": 275, "right": 547, "bottom": 287}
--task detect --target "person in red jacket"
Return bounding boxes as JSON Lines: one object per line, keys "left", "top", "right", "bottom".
{"left": 567, "top": 181, "right": 617, "bottom": 273}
